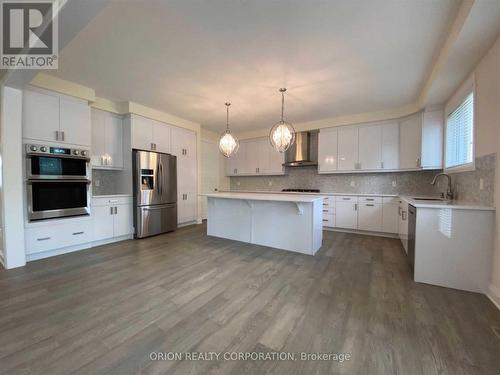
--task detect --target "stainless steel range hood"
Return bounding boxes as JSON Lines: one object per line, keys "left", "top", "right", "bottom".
{"left": 283, "top": 130, "right": 318, "bottom": 167}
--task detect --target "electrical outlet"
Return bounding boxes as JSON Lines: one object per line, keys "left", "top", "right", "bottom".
{"left": 392, "top": 181, "right": 397, "bottom": 187}
{"left": 479, "top": 178, "right": 484, "bottom": 190}
{"left": 94, "top": 179, "right": 100, "bottom": 187}
{"left": 268, "top": 181, "right": 273, "bottom": 186}
{"left": 350, "top": 181, "right": 355, "bottom": 187}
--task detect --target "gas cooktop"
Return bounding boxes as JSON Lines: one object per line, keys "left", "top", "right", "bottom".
{"left": 282, "top": 188, "right": 320, "bottom": 193}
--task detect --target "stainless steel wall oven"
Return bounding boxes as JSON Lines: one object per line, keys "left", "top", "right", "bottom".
{"left": 26, "top": 144, "right": 91, "bottom": 221}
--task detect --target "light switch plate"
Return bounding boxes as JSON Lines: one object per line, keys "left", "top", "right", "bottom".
{"left": 94, "top": 179, "right": 100, "bottom": 187}
{"left": 392, "top": 181, "right": 397, "bottom": 187}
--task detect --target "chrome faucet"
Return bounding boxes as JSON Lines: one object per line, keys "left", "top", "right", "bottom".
{"left": 430, "top": 173, "right": 454, "bottom": 200}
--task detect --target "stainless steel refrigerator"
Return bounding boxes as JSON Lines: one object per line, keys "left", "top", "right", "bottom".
{"left": 132, "top": 149, "right": 177, "bottom": 238}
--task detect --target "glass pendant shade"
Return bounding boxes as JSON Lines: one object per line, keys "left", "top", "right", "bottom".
{"left": 269, "top": 88, "right": 296, "bottom": 153}
{"left": 219, "top": 102, "right": 239, "bottom": 158}
{"left": 269, "top": 120, "right": 296, "bottom": 153}
{"left": 219, "top": 130, "right": 239, "bottom": 158}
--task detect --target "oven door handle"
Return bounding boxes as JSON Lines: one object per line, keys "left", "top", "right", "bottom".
{"left": 27, "top": 179, "right": 91, "bottom": 184}
{"left": 26, "top": 153, "right": 90, "bottom": 161}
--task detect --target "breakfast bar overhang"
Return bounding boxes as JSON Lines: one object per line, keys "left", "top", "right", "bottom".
{"left": 206, "top": 192, "right": 324, "bottom": 255}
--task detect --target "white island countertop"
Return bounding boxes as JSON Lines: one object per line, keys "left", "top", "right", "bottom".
{"left": 205, "top": 192, "right": 324, "bottom": 203}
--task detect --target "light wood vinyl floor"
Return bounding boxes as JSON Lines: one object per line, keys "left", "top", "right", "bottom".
{"left": 1, "top": 223, "right": 499, "bottom": 375}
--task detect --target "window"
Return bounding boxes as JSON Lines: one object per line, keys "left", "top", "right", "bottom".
{"left": 445, "top": 92, "right": 474, "bottom": 169}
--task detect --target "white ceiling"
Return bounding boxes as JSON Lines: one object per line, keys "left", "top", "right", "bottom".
{"left": 48, "top": 0, "right": 462, "bottom": 132}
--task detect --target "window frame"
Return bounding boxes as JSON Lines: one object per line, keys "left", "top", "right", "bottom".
{"left": 444, "top": 84, "right": 476, "bottom": 173}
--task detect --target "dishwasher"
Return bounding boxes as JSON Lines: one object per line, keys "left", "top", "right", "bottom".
{"left": 407, "top": 204, "right": 416, "bottom": 276}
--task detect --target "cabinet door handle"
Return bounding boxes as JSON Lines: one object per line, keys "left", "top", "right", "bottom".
{"left": 398, "top": 207, "right": 402, "bottom": 216}
{"left": 61, "top": 131, "right": 65, "bottom": 142}
{"left": 323, "top": 209, "right": 328, "bottom": 212}
{"left": 381, "top": 161, "right": 384, "bottom": 169}
{"left": 366, "top": 198, "right": 374, "bottom": 201}
{"left": 110, "top": 206, "right": 114, "bottom": 215}
{"left": 342, "top": 198, "right": 350, "bottom": 200}
{"left": 354, "top": 204, "right": 358, "bottom": 211}
{"left": 55, "top": 130, "right": 59, "bottom": 141}
{"left": 366, "top": 204, "right": 374, "bottom": 207}
{"left": 37, "top": 237, "right": 51, "bottom": 241}
{"left": 72, "top": 231, "right": 84, "bottom": 235}
{"left": 322, "top": 219, "right": 328, "bottom": 222}
{"left": 114, "top": 206, "right": 118, "bottom": 214}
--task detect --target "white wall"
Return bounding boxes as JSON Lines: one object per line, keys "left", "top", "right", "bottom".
{"left": 446, "top": 34, "right": 500, "bottom": 306}
{"left": 0, "top": 86, "right": 26, "bottom": 269}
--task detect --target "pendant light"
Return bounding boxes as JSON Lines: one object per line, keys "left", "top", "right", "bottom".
{"left": 219, "top": 102, "right": 239, "bottom": 158}
{"left": 269, "top": 88, "right": 296, "bottom": 153}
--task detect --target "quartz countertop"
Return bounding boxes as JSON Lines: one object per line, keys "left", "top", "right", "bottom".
{"left": 223, "top": 190, "right": 398, "bottom": 197}
{"left": 205, "top": 192, "right": 324, "bottom": 203}
{"left": 399, "top": 195, "right": 495, "bottom": 211}
{"left": 92, "top": 194, "right": 132, "bottom": 198}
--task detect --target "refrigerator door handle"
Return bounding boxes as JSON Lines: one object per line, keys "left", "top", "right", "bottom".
{"left": 159, "top": 162, "right": 163, "bottom": 195}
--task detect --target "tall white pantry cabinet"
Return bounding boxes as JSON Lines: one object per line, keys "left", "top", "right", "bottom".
{"left": 128, "top": 114, "right": 198, "bottom": 225}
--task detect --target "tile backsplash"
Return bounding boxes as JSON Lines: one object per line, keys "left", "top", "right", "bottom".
{"left": 448, "top": 153, "right": 496, "bottom": 206}
{"left": 92, "top": 169, "right": 127, "bottom": 196}
{"left": 230, "top": 153, "right": 496, "bottom": 206}
{"left": 230, "top": 167, "right": 443, "bottom": 196}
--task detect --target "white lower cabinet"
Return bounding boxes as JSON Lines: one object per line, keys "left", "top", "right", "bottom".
{"left": 335, "top": 196, "right": 358, "bottom": 229}
{"left": 178, "top": 191, "right": 197, "bottom": 224}
{"left": 358, "top": 203, "right": 383, "bottom": 232}
{"left": 398, "top": 199, "right": 409, "bottom": 253}
{"left": 322, "top": 195, "right": 398, "bottom": 235}
{"left": 92, "top": 196, "right": 133, "bottom": 242}
{"left": 25, "top": 219, "right": 92, "bottom": 255}
{"left": 382, "top": 197, "right": 399, "bottom": 233}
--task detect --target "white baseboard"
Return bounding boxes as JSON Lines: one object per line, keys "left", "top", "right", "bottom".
{"left": 487, "top": 283, "right": 500, "bottom": 310}
{"left": 323, "top": 227, "right": 399, "bottom": 239}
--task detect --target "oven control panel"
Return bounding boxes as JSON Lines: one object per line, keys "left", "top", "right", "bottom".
{"left": 26, "top": 144, "right": 89, "bottom": 158}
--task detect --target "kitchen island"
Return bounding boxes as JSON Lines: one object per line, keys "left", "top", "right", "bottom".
{"left": 206, "top": 192, "right": 324, "bottom": 255}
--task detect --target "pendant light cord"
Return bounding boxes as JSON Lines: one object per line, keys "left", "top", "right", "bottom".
{"left": 279, "top": 88, "right": 286, "bottom": 122}
{"left": 225, "top": 102, "right": 231, "bottom": 131}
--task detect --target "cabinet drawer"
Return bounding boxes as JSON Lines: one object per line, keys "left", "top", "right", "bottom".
{"left": 93, "top": 196, "right": 132, "bottom": 207}
{"left": 322, "top": 214, "right": 335, "bottom": 227}
{"left": 335, "top": 195, "right": 358, "bottom": 202}
{"left": 322, "top": 206, "right": 335, "bottom": 214}
{"left": 359, "top": 196, "right": 382, "bottom": 204}
{"left": 26, "top": 220, "right": 92, "bottom": 254}
{"left": 382, "top": 196, "right": 399, "bottom": 205}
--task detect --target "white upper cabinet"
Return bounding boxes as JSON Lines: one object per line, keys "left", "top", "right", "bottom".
{"left": 318, "top": 128, "right": 338, "bottom": 173}
{"left": 91, "top": 109, "right": 124, "bottom": 169}
{"left": 381, "top": 121, "right": 399, "bottom": 170}
{"left": 131, "top": 115, "right": 154, "bottom": 151}
{"left": 263, "top": 141, "right": 285, "bottom": 174}
{"left": 59, "top": 95, "right": 91, "bottom": 146}
{"left": 23, "top": 89, "right": 60, "bottom": 142}
{"left": 23, "top": 87, "right": 91, "bottom": 146}
{"left": 225, "top": 137, "right": 284, "bottom": 176}
{"left": 338, "top": 126, "right": 359, "bottom": 171}
{"left": 399, "top": 113, "right": 423, "bottom": 170}
{"left": 130, "top": 115, "right": 171, "bottom": 153}
{"left": 358, "top": 125, "right": 382, "bottom": 170}
{"left": 152, "top": 120, "right": 171, "bottom": 154}
{"left": 421, "top": 109, "right": 443, "bottom": 169}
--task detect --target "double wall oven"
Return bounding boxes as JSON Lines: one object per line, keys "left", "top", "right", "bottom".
{"left": 26, "top": 144, "right": 91, "bottom": 221}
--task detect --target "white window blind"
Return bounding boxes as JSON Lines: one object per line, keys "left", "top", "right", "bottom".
{"left": 445, "top": 92, "right": 474, "bottom": 169}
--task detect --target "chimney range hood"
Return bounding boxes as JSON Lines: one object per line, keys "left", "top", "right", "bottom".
{"left": 283, "top": 131, "right": 318, "bottom": 167}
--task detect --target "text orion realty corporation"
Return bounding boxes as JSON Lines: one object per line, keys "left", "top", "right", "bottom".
{"left": 1, "top": 0, "right": 58, "bottom": 69}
